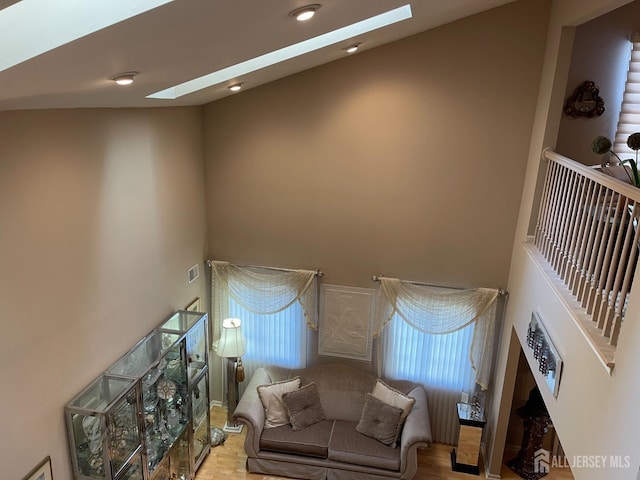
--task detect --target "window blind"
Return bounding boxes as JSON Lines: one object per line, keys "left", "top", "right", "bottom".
{"left": 613, "top": 35, "right": 640, "bottom": 160}
{"left": 229, "top": 296, "right": 308, "bottom": 399}
{"left": 381, "top": 314, "right": 476, "bottom": 445}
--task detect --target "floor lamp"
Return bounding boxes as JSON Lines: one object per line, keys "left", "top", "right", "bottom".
{"left": 217, "top": 317, "right": 247, "bottom": 433}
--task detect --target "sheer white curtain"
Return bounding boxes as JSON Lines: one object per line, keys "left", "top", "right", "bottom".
{"left": 375, "top": 276, "right": 500, "bottom": 445}
{"left": 210, "top": 261, "right": 318, "bottom": 397}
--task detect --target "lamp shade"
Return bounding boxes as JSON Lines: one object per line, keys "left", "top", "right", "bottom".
{"left": 216, "top": 317, "right": 246, "bottom": 358}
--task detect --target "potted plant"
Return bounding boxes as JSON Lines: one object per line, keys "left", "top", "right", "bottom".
{"left": 591, "top": 134, "right": 640, "bottom": 186}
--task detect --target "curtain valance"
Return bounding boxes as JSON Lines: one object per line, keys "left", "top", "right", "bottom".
{"left": 210, "top": 261, "right": 318, "bottom": 348}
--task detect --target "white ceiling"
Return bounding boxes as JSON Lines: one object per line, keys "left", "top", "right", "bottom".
{"left": 0, "top": 0, "right": 514, "bottom": 111}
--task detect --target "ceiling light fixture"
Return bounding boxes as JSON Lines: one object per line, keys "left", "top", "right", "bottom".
{"left": 228, "top": 83, "right": 242, "bottom": 92}
{"left": 111, "top": 71, "right": 138, "bottom": 86}
{"left": 148, "top": 5, "right": 412, "bottom": 100}
{"left": 289, "top": 4, "right": 320, "bottom": 21}
{"left": 346, "top": 43, "right": 361, "bottom": 53}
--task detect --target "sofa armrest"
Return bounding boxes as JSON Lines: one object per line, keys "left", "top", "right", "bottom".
{"left": 233, "top": 367, "right": 271, "bottom": 457}
{"left": 399, "top": 385, "right": 432, "bottom": 478}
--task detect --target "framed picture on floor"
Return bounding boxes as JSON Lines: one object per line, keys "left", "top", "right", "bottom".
{"left": 22, "top": 456, "right": 53, "bottom": 480}
{"left": 186, "top": 297, "right": 202, "bottom": 312}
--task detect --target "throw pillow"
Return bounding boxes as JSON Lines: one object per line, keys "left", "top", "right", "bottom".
{"left": 257, "top": 377, "right": 301, "bottom": 428}
{"left": 372, "top": 379, "right": 416, "bottom": 424}
{"left": 372, "top": 379, "right": 416, "bottom": 444}
{"left": 356, "top": 393, "right": 404, "bottom": 446}
{"left": 282, "top": 382, "right": 326, "bottom": 431}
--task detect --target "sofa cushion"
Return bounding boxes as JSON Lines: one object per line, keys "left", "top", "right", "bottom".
{"left": 372, "top": 379, "right": 416, "bottom": 444}
{"left": 258, "top": 377, "right": 301, "bottom": 428}
{"left": 356, "top": 393, "right": 404, "bottom": 447}
{"left": 372, "top": 379, "right": 416, "bottom": 425}
{"left": 328, "top": 420, "right": 401, "bottom": 471}
{"left": 283, "top": 382, "right": 326, "bottom": 431}
{"left": 260, "top": 419, "right": 334, "bottom": 458}
{"left": 299, "top": 364, "right": 377, "bottom": 422}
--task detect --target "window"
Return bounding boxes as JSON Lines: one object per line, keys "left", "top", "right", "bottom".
{"left": 229, "top": 296, "right": 308, "bottom": 397}
{"left": 381, "top": 314, "right": 476, "bottom": 444}
{"left": 613, "top": 35, "right": 640, "bottom": 159}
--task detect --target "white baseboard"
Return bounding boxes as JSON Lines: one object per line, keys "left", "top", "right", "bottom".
{"left": 210, "top": 399, "right": 223, "bottom": 408}
{"left": 223, "top": 421, "right": 244, "bottom": 434}
{"left": 481, "top": 442, "right": 503, "bottom": 479}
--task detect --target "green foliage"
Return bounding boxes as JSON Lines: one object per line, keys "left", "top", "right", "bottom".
{"left": 591, "top": 135, "right": 612, "bottom": 155}
{"left": 627, "top": 132, "right": 640, "bottom": 151}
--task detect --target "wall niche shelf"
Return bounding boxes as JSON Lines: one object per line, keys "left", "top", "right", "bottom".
{"left": 65, "top": 310, "right": 210, "bottom": 480}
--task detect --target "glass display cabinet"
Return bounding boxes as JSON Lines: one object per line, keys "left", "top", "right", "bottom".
{"left": 65, "top": 375, "right": 143, "bottom": 480}
{"left": 157, "top": 310, "right": 210, "bottom": 472}
{"left": 65, "top": 311, "right": 209, "bottom": 480}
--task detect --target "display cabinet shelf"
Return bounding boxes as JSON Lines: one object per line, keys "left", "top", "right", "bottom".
{"left": 66, "top": 310, "right": 210, "bottom": 480}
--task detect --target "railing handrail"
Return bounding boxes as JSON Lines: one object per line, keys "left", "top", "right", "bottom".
{"left": 535, "top": 148, "right": 640, "bottom": 355}
{"left": 543, "top": 148, "right": 640, "bottom": 202}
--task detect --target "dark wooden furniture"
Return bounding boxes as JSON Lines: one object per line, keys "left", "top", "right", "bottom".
{"left": 507, "top": 387, "right": 551, "bottom": 480}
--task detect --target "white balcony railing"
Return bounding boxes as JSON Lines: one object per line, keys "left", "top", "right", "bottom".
{"left": 535, "top": 149, "right": 640, "bottom": 348}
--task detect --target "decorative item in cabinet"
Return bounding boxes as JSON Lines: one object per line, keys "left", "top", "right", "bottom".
{"left": 108, "top": 330, "right": 189, "bottom": 477}
{"left": 158, "top": 310, "right": 207, "bottom": 382}
{"left": 145, "top": 344, "right": 189, "bottom": 477}
{"left": 65, "top": 374, "right": 143, "bottom": 480}
{"left": 157, "top": 310, "right": 211, "bottom": 472}
{"left": 119, "top": 456, "right": 145, "bottom": 480}
{"left": 169, "top": 427, "right": 191, "bottom": 480}
{"left": 191, "top": 373, "right": 210, "bottom": 468}
{"left": 149, "top": 457, "right": 170, "bottom": 480}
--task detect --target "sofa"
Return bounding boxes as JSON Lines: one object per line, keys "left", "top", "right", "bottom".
{"left": 233, "top": 363, "right": 432, "bottom": 480}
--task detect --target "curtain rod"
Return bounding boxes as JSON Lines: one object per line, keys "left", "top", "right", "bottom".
{"left": 207, "top": 260, "right": 324, "bottom": 277}
{"left": 371, "top": 274, "right": 508, "bottom": 296}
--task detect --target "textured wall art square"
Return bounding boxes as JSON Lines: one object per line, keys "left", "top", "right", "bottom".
{"left": 318, "top": 284, "right": 375, "bottom": 361}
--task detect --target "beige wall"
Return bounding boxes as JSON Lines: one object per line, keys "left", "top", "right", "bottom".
{"left": 9, "top": 0, "right": 636, "bottom": 478}
{"left": 489, "top": 0, "right": 640, "bottom": 478}
{"left": 556, "top": 1, "right": 640, "bottom": 165}
{"left": 203, "top": 0, "right": 550, "bottom": 292}
{"left": 0, "top": 108, "right": 208, "bottom": 480}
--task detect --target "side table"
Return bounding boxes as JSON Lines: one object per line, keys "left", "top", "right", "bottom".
{"left": 451, "top": 402, "right": 486, "bottom": 475}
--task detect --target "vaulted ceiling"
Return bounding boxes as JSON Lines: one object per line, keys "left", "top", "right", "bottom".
{"left": 0, "top": 0, "right": 514, "bottom": 111}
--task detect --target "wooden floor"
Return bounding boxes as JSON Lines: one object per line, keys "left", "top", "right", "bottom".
{"left": 196, "top": 407, "right": 574, "bottom": 480}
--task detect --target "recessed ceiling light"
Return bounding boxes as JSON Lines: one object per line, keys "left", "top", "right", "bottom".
{"left": 346, "top": 43, "right": 361, "bottom": 53}
{"left": 289, "top": 4, "right": 321, "bottom": 21}
{"left": 148, "top": 5, "right": 412, "bottom": 100}
{"left": 111, "top": 71, "right": 138, "bottom": 86}
{"left": 229, "top": 83, "right": 242, "bottom": 92}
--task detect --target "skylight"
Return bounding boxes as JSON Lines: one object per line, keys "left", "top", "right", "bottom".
{"left": 0, "top": 0, "right": 173, "bottom": 73}
{"left": 147, "top": 4, "right": 413, "bottom": 100}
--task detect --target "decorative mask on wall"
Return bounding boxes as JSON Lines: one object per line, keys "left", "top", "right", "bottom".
{"left": 563, "top": 80, "right": 605, "bottom": 118}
